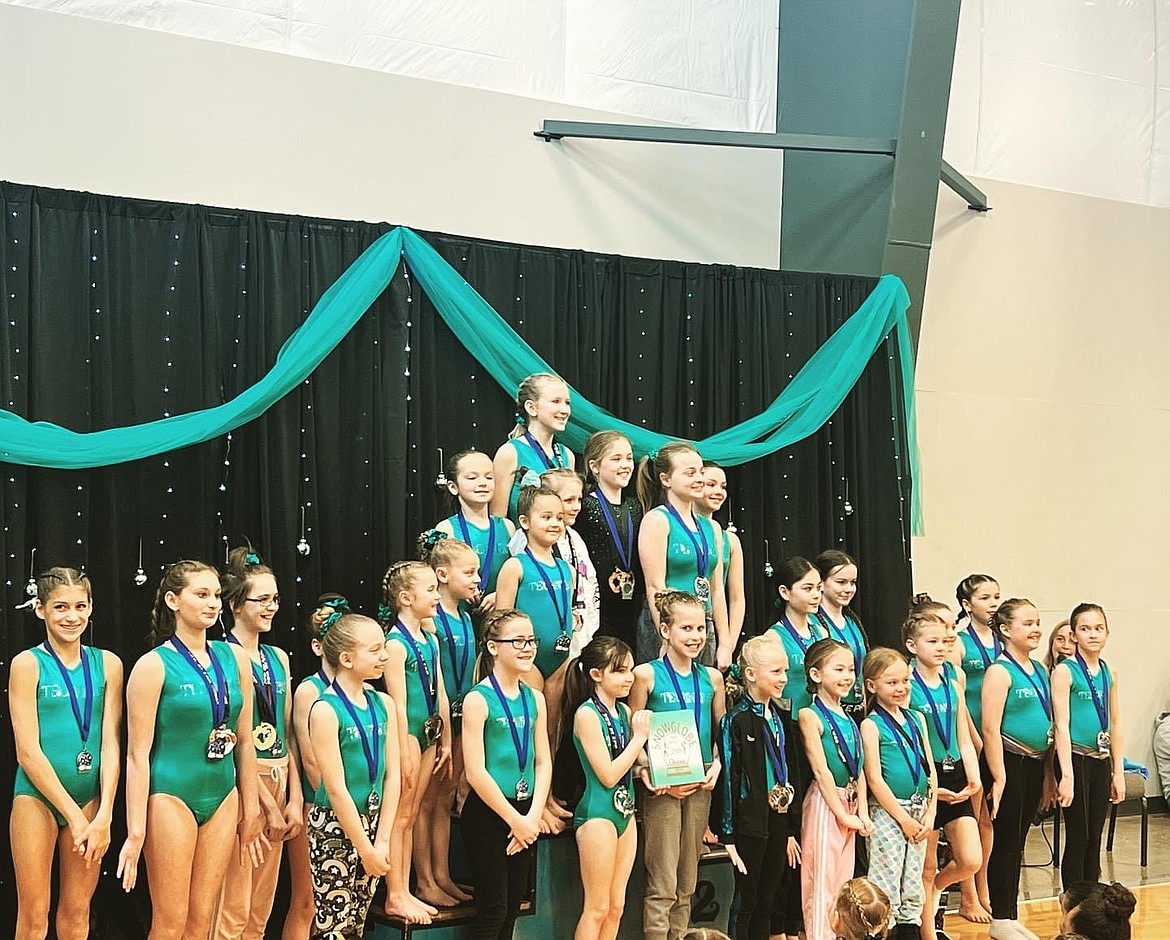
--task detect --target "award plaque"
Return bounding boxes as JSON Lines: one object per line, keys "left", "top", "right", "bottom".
{"left": 646, "top": 711, "right": 705, "bottom": 789}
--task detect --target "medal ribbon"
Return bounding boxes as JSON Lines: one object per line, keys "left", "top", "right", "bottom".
{"left": 911, "top": 667, "right": 954, "bottom": 756}
{"left": 393, "top": 622, "right": 438, "bottom": 716}
{"left": 1074, "top": 651, "right": 1110, "bottom": 732}
{"left": 170, "top": 636, "right": 229, "bottom": 727}
{"left": 813, "top": 697, "right": 860, "bottom": 779}
{"left": 663, "top": 502, "right": 710, "bottom": 580}
{"left": 760, "top": 702, "right": 789, "bottom": 786}
{"left": 967, "top": 624, "right": 1002, "bottom": 669}
{"left": 227, "top": 634, "right": 278, "bottom": 725}
{"left": 591, "top": 696, "right": 633, "bottom": 789}
{"left": 525, "top": 549, "right": 570, "bottom": 640}
{"left": 41, "top": 643, "right": 93, "bottom": 745}
{"left": 488, "top": 674, "right": 531, "bottom": 779}
{"left": 662, "top": 654, "right": 702, "bottom": 730}
{"left": 315, "top": 667, "right": 328, "bottom": 685}
{"left": 873, "top": 705, "right": 927, "bottom": 788}
{"left": 594, "top": 492, "right": 633, "bottom": 571}
{"left": 331, "top": 681, "right": 380, "bottom": 785}
{"left": 522, "top": 431, "right": 565, "bottom": 471}
{"left": 1001, "top": 650, "right": 1052, "bottom": 720}
{"left": 435, "top": 605, "right": 472, "bottom": 694}
{"left": 817, "top": 607, "right": 864, "bottom": 684}
{"left": 456, "top": 510, "right": 497, "bottom": 593}
{"left": 780, "top": 615, "right": 820, "bottom": 654}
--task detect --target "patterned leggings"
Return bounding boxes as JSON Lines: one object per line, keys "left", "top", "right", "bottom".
{"left": 306, "top": 804, "right": 380, "bottom": 940}
{"left": 867, "top": 801, "right": 926, "bottom": 927}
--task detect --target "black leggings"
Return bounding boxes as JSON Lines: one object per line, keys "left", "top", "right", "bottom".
{"left": 988, "top": 752, "right": 1045, "bottom": 920}
{"left": 733, "top": 810, "right": 792, "bottom": 940}
{"left": 461, "top": 791, "right": 535, "bottom": 940}
{"left": 1060, "top": 753, "right": 1112, "bottom": 887}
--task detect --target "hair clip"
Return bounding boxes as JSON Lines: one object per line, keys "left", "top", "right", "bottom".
{"left": 422, "top": 529, "right": 448, "bottom": 547}
{"left": 648, "top": 448, "right": 659, "bottom": 462}
{"left": 514, "top": 413, "right": 526, "bottom": 426}
{"left": 245, "top": 551, "right": 261, "bottom": 565}
{"left": 319, "top": 608, "right": 345, "bottom": 638}
{"left": 727, "top": 662, "right": 743, "bottom": 682}
{"left": 376, "top": 602, "right": 395, "bottom": 625}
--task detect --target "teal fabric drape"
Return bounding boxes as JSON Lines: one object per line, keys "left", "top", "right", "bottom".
{"left": 0, "top": 225, "right": 921, "bottom": 531}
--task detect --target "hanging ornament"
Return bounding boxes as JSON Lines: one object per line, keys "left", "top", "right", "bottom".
{"left": 843, "top": 478, "right": 855, "bottom": 516}
{"left": 133, "top": 538, "right": 148, "bottom": 587}
{"left": 434, "top": 447, "right": 448, "bottom": 489}
{"left": 296, "top": 506, "right": 311, "bottom": 557}
{"left": 725, "top": 501, "right": 738, "bottom": 534}
{"left": 763, "top": 539, "right": 774, "bottom": 579}
{"left": 24, "top": 547, "right": 38, "bottom": 596}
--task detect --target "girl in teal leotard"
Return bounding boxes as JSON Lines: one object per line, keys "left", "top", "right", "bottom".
{"left": 117, "top": 561, "right": 265, "bottom": 940}
{"left": 491, "top": 372, "right": 576, "bottom": 523}
{"left": 216, "top": 547, "right": 302, "bottom": 940}
{"left": 414, "top": 534, "right": 480, "bottom": 909}
{"left": 379, "top": 560, "right": 452, "bottom": 925}
{"left": 434, "top": 449, "right": 516, "bottom": 614}
{"left": 10, "top": 566, "right": 123, "bottom": 940}
{"left": 768, "top": 557, "right": 826, "bottom": 718}
{"left": 563, "top": 636, "right": 651, "bottom": 940}
{"left": 699, "top": 462, "right": 746, "bottom": 656}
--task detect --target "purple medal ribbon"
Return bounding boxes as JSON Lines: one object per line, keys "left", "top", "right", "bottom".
{"left": 813, "top": 697, "right": 860, "bottom": 779}
{"left": 662, "top": 654, "right": 702, "bottom": 730}
{"left": 967, "top": 624, "right": 1002, "bottom": 669}
{"left": 1074, "top": 651, "right": 1110, "bottom": 732}
{"left": 392, "top": 621, "right": 438, "bottom": 716}
{"left": 591, "top": 696, "right": 633, "bottom": 789}
{"left": 488, "top": 674, "right": 531, "bottom": 780}
{"left": 331, "top": 680, "right": 380, "bottom": 786}
{"left": 524, "top": 549, "right": 570, "bottom": 642}
{"left": 1000, "top": 650, "right": 1052, "bottom": 721}
{"left": 760, "top": 701, "right": 790, "bottom": 785}
{"left": 873, "top": 704, "right": 927, "bottom": 788}
{"left": 41, "top": 642, "right": 94, "bottom": 746}
{"left": 779, "top": 615, "right": 820, "bottom": 654}
{"left": 911, "top": 667, "right": 955, "bottom": 756}
{"left": 169, "top": 636, "right": 229, "bottom": 727}
{"left": 594, "top": 493, "right": 633, "bottom": 571}
{"left": 227, "top": 634, "right": 278, "bottom": 726}
{"left": 522, "top": 431, "right": 565, "bottom": 471}
{"left": 663, "top": 502, "right": 710, "bottom": 580}
{"left": 435, "top": 606, "right": 472, "bottom": 694}
{"left": 456, "top": 510, "right": 497, "bottom": 594}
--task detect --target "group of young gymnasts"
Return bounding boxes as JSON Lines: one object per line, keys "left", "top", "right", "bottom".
{"left": 10, "top": 373, "right": 1128, "bottom": 940}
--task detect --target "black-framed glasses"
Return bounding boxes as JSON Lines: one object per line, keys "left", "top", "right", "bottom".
{"left": 492, "top": 636, "right": 540, "bottom": 650}
{"left": 246, "top": 595, "right": 281, "bottom": 607}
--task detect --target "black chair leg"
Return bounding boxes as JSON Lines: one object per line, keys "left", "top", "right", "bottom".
{"left": 1141, "top": 796, "right": 1149, "bottom": 868}
{"left": 1106, "top": 801, "right": 1118, "bottom": 852}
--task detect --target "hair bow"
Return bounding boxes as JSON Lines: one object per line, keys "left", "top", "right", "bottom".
{"left": 245, "top": 551, "right": 261, "bottom": 565}
{"left": 318, "top": 602, "right": 349, "bottom": 638}
{"left": 727, "top": 662, "right": 744, "bottom": 682}
{"left": 422, "top": 529, "right": 448, "bottom": 547}
{"left": 376, "top": 602, "right": 395, "bottom": 625}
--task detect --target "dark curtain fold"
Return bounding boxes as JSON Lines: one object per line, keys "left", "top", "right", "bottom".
{"left": 0, "top": 181, "right": 911, "bottom": 936}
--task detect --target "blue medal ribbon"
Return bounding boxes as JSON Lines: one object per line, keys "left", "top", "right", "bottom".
{"left": 967, "top": 624, "right": 1002, "bottom": 669}
{"left": 522, "top": 431, "right": 565, "bottom": 471}
{"left": 392, "top": 621, "right": 438, "bottom": 716}
{"left": 315, "top": 667, "right": 328, "bottom": 685}
{"left": 227, "top": 634, "right": 278, "bottom": 726}
{"left": 1000, "top": 650, "right": 1052, "bottom": 721}
{"left": 817, "top": 607, "right": 864, "bottom": 689}
{"left": 663, "top": 502, "right": 710, "bottom": 580}
{"left": 873, "top": 704, "right": 927, "bottom": 788}
{"left": 456, "top": 510, "right": 497, "bottom": 594}
{"left": 779, "top": 614, "right": 821, "bottom": 654}
{"left": 435, "top": 605, "right": 472, "bottom": 695}
{"left": 169, "top": 636, "right": 229, "bottom": 727}
{"left": 813, "top": 697, "right": 861, "bottom": 779}
{"left": 1074, "top": 651, "right": 1109, "bottom": 732}
{"left": 662, "top": 654, "right": 702, "bottom": 730}
{"left": 330, "top": 680, "right": 380, "bottom": 786}
{"left": 594, "top": 493, "right": 633, "bottom": 571}
{"left": 591, "top": 696, "right": 633, "bottom": 789}
{"left": 911, "top": 666, "right": 955, "bottom": 757}
{"left": 41, "top": 643, "right": 94, "bottom": 746}
{"left": 524, "top": 549, "right": 570, "bottom": 641}
{"left": 760, "top": 702, "right": 789, "bottom": 786}
{"left": 488, "top": 674, "right": 531, "bottom": 780}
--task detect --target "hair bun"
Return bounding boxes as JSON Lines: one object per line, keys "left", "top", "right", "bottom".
{"left": 1102, "top": 883, "right": 1136, "bottom": 918}
{"left": 912, "top": 592, "right": 933, "bottom": 604}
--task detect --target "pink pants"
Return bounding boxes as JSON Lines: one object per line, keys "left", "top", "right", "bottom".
{"left": 801, "top": 783, "right": 857, "bottom": 940}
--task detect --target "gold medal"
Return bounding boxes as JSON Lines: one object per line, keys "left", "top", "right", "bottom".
{"left": 253, "top": 721, "right": 278, "bottom": 752}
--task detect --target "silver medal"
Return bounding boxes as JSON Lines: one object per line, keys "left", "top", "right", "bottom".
{"left": 693, "top": 576, "right": 711, "bottom": 603}
{"left": 844, "top": 779, "right": 858, "bottom": 805}
{"left": 207, "top": 726, "right": 237, "bottom": 761}
{"left": 909, "top": 791, "right": 926, "bottom": 820}
{"left": 515, "top": 777, "right": 531, "bottom": 800}
{"left": 1046, "top": 726, "right": 1055, "bottom": 747}
{"left": 424, "top": 714, "right": 443, "bottom": 747}
{"left": 451, "top": 697, "right": 463, "bottom": 720}
{"left": 1097, "top": 730, "right": 1112, "bottom": 754}
{"left": 620, "top": 573, "right": 635, "bottom": 601}
{"left": 367, "top": 790, "right": 381, "bottom": 815}
{"left": 941, "top": 756, "right": 956, "bottom": 774}
{"left": 76, "top": 750, "right": 93, "bottom": 775}
{"left": 554, "top": 633, "right": 572, "bottom": 653}
{"left": 613, "top": 784, "right": 635, "bottom": 818}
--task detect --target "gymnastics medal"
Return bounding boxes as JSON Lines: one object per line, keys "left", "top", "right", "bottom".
{"left": 207, "top": 726, "right": 237, "bottom": 761}
{"left": 1098, "top": 730, "right": 1112, "bottom": 755}
{"left": 613, "top": 784, "right": 636, "bottom": 818}
{"left": 367, "top": 790, "right": 381, "bottom": 815}
{"left": 874, "top": 704, "right": 929, "bottom": 819}
{"left": 555, "top": 632, "right": 572, "bottom": 653}
{"left": 424, "top": 713, "right": 444, "bottom": 747}
{"left": 845, "top": 779, "right": 858, "bottom": 805}
{"left": 620, "top": 572, "right": 635, "bottom": 600}
{"left": 515, "top": 777, "right": 531, "bottom": 800}
{"left": 169, "top": 636, "right": 234, "bottom": 763}
{"left": 1047, "top": 726, "right": 1055, "bottom": 747}
{"left": 451, "top": 696, "right": 464, "bottom": 721}
{"left": 768, "top": 783, "right": 794, "bottom": 814}
{"left": 693, "top": 576, "right": 711, "bottom": 604}
{"left": 1077, "top": 652, "right": 1112, "bottom": 757}
{"left": 664, "top": 503, "right": 711, "bottom": 605}
{"left": 941, "top": 756, "right": 956, "bottom": 774}
{"left": 909, "top": 791, "right": 927, "bottom": 821}
{"left": 76, "top": 749, "right": 94, "bottom": 775}
{"left": 253, "top": 721, "right": 278, "bottom": 752}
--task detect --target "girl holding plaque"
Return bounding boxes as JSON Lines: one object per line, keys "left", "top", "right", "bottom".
{"left": 629, "top": 591, "right": 726, "bottom": 940}
{"left": 798, "top": 638, "right": 873, "bottom": 940}
{"left": 903, "top": 597, "right": 982, "bottom": 940}
{"left": 563, "top": 636, "right": 651, "bottom": 940}
{"left": 308, "top": 611, "right": 401, "bottom": 939}
{"left": 636, "top": 442, "right": 729, "bottom": 668}
{"left": 462, "top": 609, "right": 553, "bottom": 940}
{"left": 577, "top": 430, "right": 643, "bottom": 649}
{"left": 1052, "top": 603, "right": 1124, "bottom": 888}
{"left": 217, "top": 548, "right": 301, "bottom": 940}
{"left": 379, "top": 561, "right": 452, "bottom": 924}
{"left": 434, "top": 450, "right": 515, "bottom": 613}
{"left": 10, "top": 566, "right": 123, "bottom": 940}
{"left": 715, "top": 633, "right": 802, "bottom": 940}
{"left": 416, "top": 535, "right": 480, "bottom": 907}
{"left": 117, "top": 561, "right": 265, "bottom": 938}
{"left": 981, "top": 598, "right": 1052, "bottom": 940}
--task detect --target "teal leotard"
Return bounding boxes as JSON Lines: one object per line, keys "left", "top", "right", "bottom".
{"left": 655, "top": 506, "right": 718, "bottom": 612}
{"left": 814, "top": 608, "right": 867, "bottom": 707}
{"left": 993, "top": 655, "right": 1053, "bottom": 755}
{"left": 447, "top": 512, "right": 512, "bottom": 595}
{"left": 959, "top": 624, "right": 1000, "bottom": 733}
{"left": 312, "top": 688, "right": 388, "bottom": 813}
{"left": 716, "top": 528, "right": 733, "bottom": 585}
{"left": 771, "top": 617, "right": 826, "bottom": 714}
{"left": 573, "top": 699, "right": 634, "bottom": 835}
{"left": 434, "top": 605, "right": 476, "bottom": 736}
{"left": 645, "top": 657, "right": 716, "bottom": 764}
{"left": 513, "top": 551, "right": 574, "bottom": 678}
{"left": 801, "top": 701, "right": 863, "bottom": 787}
{"left": 151, "top": 640, "right": 244, "bottom": 825}
{"left": 868, "top": 707, "right": 930, "bottom": 800}
{"left": 469, "top": 678, "right": 537, "bottom": 799}
{"left": 909, "top": 668, "right": 962, "bottom": 765}
{"left": 241, "top": 642, "right": 289, "bottom": 759}
{"left": 13, "top": 645, "right": 107, "bottom": 827}
{"left": 506, "top": 436, "right": 570, "bottom": 521}
{"left": 298, "top": 670, "right": 330, "bottom": 803}
{"left": 385, "top": 624, "right": 441, "bottom": 749}
{"left": 1060, "top": 657, "right": 1113, "bottom": 755}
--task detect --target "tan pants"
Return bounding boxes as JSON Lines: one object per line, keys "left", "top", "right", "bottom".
{"left": 641, "top": 786, "right": 713, "bottom": 940}
{"left": 215, "top": 758, "right": 289, "bottom": 940}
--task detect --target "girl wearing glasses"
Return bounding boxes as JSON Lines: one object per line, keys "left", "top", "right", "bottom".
{"left": 461, "top": 610, "right": 553, "bottom": 940}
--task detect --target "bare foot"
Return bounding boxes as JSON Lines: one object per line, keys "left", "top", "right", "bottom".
{"left": 437, "top": 878, "right": 474, "bottom": 903}
{"left": 384, "top": 893, "right": 430, "bottom": 924}
{"left": 410, "top": 894, "right": 439, "bottom": 917}
{"left": 415, "top": 883, "right": 460, "bottom": 908}
{"left": 958, "top": 903, "right": 992, "bottom": 924}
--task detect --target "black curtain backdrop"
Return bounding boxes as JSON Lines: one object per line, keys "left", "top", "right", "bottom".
{"left": 0, "top": 181, "right": 912, "bottom": 936}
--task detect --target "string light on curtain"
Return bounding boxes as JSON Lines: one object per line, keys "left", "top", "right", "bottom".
{"left": 434, "top": 448, "right": 447, "bottom": 489}
{"left": 134, "top": 538, "right": 148, "bottom": 586}
{"left": 24, "top": 546, "right": 37, "bottom": 596}
{"left": 686, "top": 286, "right": 696, "bottom": 432}
{"left": 637, "top": 285, "right": 647, "bottom": 425}
{"left": 155, "top": 230, "right": 181, "bottom": 559}
{"left": 405, "top": 264, "right": 417, "bottom": 505}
